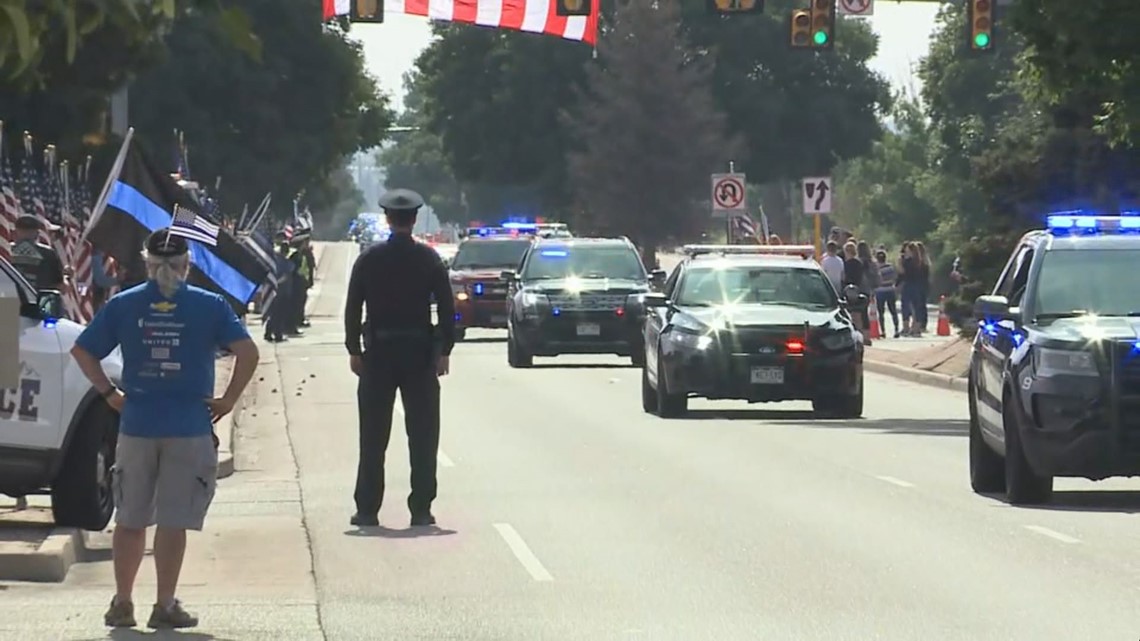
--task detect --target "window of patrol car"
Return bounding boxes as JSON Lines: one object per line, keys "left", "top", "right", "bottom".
{"left": 1033, "top": 249, "right": 1140, "bottom": 318}
{"left": 521, "top": 245, "right": 646, "bottom": 281}
{"left": 451, "top": 239, "right": 533, "bottom": 270}
{"left": 0, "top": 261, "right": 26, "bottom": 302}
{"left": 674, "top": 265, "right": 837, "bottom": 309}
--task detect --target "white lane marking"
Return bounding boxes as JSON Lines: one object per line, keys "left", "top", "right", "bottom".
{"left": 1024, "top": 525, "right": 1080, "bottom": 544}
{"left": 337, "top": 243, "right": 357, "bottom": 322}
{"left": 875, "top": 475, "right": 915, "bottom": 488}
{"left": 493, "top": 523, "right": 554, "bottom": 582}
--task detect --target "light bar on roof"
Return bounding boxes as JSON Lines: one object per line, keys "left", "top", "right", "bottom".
{"left": 1045, "top": 214, "right": 1140, "bottom": 234}
{"left": 501, "top": 221, "right": 537, "bottom": 230}
{"left": 682, "top": 244, "right": 816, "bottom": 258}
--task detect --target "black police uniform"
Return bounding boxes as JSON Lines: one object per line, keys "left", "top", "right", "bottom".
{"left": 264, "top": 232, "right": 294, "bottom": 342}
{"left": 9, "top": 215, "right": 65, "bottom": 290}
{"left": 344, "top": 189, "right": 456, "bottom": 527}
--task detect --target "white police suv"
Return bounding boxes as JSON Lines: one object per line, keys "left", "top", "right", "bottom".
{"left": 0, "top": 255, "right": 123, "bottom": 530}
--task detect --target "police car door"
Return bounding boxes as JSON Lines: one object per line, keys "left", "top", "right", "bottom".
{"left": 0, "top": 260, "right": 65, "bottom": 450}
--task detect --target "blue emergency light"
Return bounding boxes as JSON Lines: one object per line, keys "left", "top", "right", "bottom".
{"left": 501, "top": 221, "right": 537, "bottom": 231}
{"left": 1046, "top": 213, "right": 1140, "bottom": 235}
{"left": 540, "top": 250, "right": 568, "bottom": 257}
{"left": 473, "top": 282, "right": 484, "bottom": 296}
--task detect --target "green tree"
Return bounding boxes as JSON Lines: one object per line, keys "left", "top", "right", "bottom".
{"left": 305, "top": 165, "right": 365, "bottom": 239}
{"left": 126, "top": 0, "right": 392, "bottom": 224}
{"left": 377, "top": 72, "right": 466, "bottom": 223}
{"left": 1010, "top": 0, "right": 1140, "bottom": 145}
{"left": 562, "top": 0, "right": 736, "bottom": 263}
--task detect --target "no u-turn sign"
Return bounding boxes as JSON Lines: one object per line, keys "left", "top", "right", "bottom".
{"left": 838, "top": 0, "right": 873, "bottom": 16}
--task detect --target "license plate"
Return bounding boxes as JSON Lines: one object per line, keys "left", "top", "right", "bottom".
{"left": 491, "top": 315, "right": 507, "bottom": 324}
{"left": 750, "top": 367, "right": 784, "bottom": 385}
{"left": 577, "top": 323, "right": 601, "bottom": 336}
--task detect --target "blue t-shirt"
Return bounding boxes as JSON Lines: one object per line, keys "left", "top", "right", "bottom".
{"left": 75, "top": 281, "right": 250, "bottom": 438}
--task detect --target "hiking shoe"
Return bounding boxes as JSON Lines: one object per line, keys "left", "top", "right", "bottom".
{"left": 104, "top": 597, "right": 136, "bottom": 628}
{"left": 147, "top": 600, "right": 199, "bottom": 629}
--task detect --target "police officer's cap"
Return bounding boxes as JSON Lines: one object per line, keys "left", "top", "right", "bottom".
{"left": 378, "top": 188, "right": 424, "bottom": 213}
{"left": 146, "top": 228, "right": 190, "bottom": 257}
{"left": 15, "top": 214, "right": 43, "bottom": 230}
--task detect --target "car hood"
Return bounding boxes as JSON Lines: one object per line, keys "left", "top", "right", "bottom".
{"left": 1036, "top": 316, "right": 1140, "bottom": 343}
{"left": 680, "top": 304, "right": 846, "bottom": 330}
{"left": 525, "top": 278, "right": 649, "bottom": 294}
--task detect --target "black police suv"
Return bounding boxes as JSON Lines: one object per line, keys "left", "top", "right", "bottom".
{"left": 969, "top": 214, "right": 1140, "bottom": 505}
{"left": 502, "top": 237, "right": 666, "bottom": 368}
{"left": 641, "top": 245, "right": 864, "bottom": 419}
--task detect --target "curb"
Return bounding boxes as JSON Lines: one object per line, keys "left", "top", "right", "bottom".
{"left": 0, "top": 527, "right": 88, "bottom": 582}
{"left": 864, "top": 358, "right": 968, "bottom": 393}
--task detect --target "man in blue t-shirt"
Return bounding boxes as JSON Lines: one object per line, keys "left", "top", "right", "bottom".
{"left": 70, "top": 229, "right": 259, "bottom": 631}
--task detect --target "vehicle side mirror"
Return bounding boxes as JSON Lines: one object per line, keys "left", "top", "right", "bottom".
{"left": 642, "top": 292, "right": 669, "bottom": 309}
{"left": 649, "top": 268, "right": 667, "bottom": 283}
{"left": 975, "top": 295, "right": 1012, "bottom": 321}
{"left": 36, "top": 289, "right": 65, "bottom": 320}
{"left": 499, "top": 270, "right": 517, "bottom": 282}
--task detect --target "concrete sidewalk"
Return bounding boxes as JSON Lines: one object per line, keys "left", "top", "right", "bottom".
{"left": 864, "top": 334, "right": 970, "bottom": 393}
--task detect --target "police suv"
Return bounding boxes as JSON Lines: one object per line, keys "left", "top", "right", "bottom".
{"left": 970, "top": 214, "right": 1140, "bottom": 505}
{"left": 0, "top": 256, "right": 124, "bottom": 530}
{"left": 641, "top": 245, "right": 864, "bottom": 419}
{"left": 502, "top": 237, "right": 666, "bottom": 367}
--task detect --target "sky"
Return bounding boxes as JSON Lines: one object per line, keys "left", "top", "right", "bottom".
{"left": 350, "top": 1, "right": 942, "bottom": 113}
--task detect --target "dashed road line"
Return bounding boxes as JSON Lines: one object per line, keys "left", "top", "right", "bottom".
{"left": 1024, "top": 525, "right": 1080, "bottom": 544}
{"left": 875, "top": 475, "right": 915, "bottom": 488}
{"left": 494, "top": 523, "right": 554, "bottom": 582}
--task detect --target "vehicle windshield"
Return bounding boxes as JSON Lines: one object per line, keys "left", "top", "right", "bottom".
{"left": 1034, "top": 249, "right": 1140, "bottom": 317}
{"left": 675, "top": 264, "right": 838, "bottom": 308}
{"left": 521, "top": 245, "right": 646, "bottom": 280}
{"left": 451, "top": 239, "right": 532, "bottom": 270}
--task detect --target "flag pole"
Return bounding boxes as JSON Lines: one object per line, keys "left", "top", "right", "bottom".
{"left": 82, "top": 127, "right": 134, "bottom": 242}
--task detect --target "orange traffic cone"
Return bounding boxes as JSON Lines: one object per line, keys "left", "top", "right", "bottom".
{"left": 936, "top": 295, "right": 951, "bottom": 336}
{"left": 868, "top": 298, "right": 881, "bottom": 339}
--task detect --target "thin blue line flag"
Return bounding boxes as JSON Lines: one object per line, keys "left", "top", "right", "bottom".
{"left": 86, "top": 139, "right": 268, "bottom": 312}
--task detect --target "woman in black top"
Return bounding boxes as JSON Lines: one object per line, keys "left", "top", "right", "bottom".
{"left": 841, "top": 241, "right": 869, "bottom": 337}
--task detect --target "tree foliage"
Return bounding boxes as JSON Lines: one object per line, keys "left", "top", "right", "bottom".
{"left": 562, "top": 0, "right": 736, "bottom": 253}
{"left": 126, "top": 0, "right": 392, "bottom": 222}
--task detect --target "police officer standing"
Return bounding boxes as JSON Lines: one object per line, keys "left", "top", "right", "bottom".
{"left": 344, "top": 189, "right": 455, "bottom": 527}
{"left": 9, "top": 214, "right": 64, "bottom": 291}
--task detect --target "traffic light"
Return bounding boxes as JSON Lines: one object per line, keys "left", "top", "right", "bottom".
{"left": 556, "top": 0, "right": 591, "bottom": 17}
{"left": 350, "top": 0, "right": 383, "bottom": 23}
{"left": 708, "top": 0, "right": 763, "bottom": 15}
{"left": 967, "top": 0, "right": 994, "bottom": 51}
{"left": 810, "top": 0, "right": 835, "bottom": 49}
{"left": 789, "top": 9, "right": 812, "bottom": 47}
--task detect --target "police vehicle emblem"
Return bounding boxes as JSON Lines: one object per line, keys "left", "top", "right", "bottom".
{"left": 758, "top": 346, "right": 776, "bottom": 354}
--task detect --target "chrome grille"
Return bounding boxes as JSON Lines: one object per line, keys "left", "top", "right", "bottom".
{"left": 547, "top": 293, "right": 629, "bottom": 311}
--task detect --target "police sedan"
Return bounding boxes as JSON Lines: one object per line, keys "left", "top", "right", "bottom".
{"left": 641, "top": 245, "right": 864, "bottom": 419}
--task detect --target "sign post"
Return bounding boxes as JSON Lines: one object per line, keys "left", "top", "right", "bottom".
{"left": 712, "top": 164, "right": 746, "bottom": 243}
{"left": 802, "top": 176, "right": 833, "bottom": 258}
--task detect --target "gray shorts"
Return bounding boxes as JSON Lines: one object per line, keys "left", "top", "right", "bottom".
{"left": 111, "top": 434, "right": 218, "bottom": 531}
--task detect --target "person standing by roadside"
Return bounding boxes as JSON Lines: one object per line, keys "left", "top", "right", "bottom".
{"left": 913, "top": 241, "right": 932, "bottom": 334}
{"left": 856, "top": 241, "right": 879, "bottom": 345}
{"left": 898, "top": 242, "right": 920, "bottom": 336}
{"left": 70, "top": 230, "right": 259, "bottom": 630}
{"left": 841, "top": 241, "right": 869, "bottom": 337}
{"left": 874, "top": 249, "right": 900, "bottom": 338}
{"left": 820, "top": 241, "right": 844, "bottom": 293}
{"left": 264, "top": 231, "right": 294, "bottom": 343}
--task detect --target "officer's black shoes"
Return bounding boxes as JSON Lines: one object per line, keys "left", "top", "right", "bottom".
{"left": 350, "top": 513, "right": 379, "bottom": 527}
{"left": 410, "top": 512, "right": 436, "bottom": 527}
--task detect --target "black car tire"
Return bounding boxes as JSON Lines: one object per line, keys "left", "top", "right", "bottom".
{"left": 812, "top": 380, "right": 862, "bottom": 418}
{"left": 1002, "top": 391, "right": 1053, "bottom": 505}
{"left": 641, "top": 366, "right": 656, "bottom": 413}
{"left": 507, "top": 330, "right": 533, "bottom": 368}
{"left": 455, "top": 328, "right": 467, "bottom": 342}
{"left": 968, "top": 376, "right": 1005, "bottom": 494}
{"left": 51, "top": 401, "right": 119, "bottom": 531}
{"left": 655, "top": 350, "right": 687, "bottom": 418}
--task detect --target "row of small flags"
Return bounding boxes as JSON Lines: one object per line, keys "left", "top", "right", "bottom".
{"left": 0, "top": 125, "right": 102, "bottom": 323}
{"left": 730, "top": 210, "right": 772, "bottom": 244}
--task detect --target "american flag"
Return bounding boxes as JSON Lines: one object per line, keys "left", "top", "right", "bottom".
{"left": 170, "top": 204, "right": 220, "bottom": 246}
{"left": 325, "top": 0, "right": 598, "bottom": 45}
{"left": 0, "top": 153, "right": 19, "bottom": 263}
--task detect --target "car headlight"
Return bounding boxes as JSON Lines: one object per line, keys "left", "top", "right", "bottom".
{"left": 820, "top": 331, "right": 856, "bottom": 351}
{"left": 1035, "top": 347, "right": 1097, "bottom": 377}
{"left": 521, "top": 292, "right": 547, "bottom": 308}
{"left": 668, "top": 316, "right": 714, "bottom": 350}
{"left": 451, "top": 283, "right": 466, "bottom": 295}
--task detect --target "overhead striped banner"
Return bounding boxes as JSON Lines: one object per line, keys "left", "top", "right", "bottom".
{"left": 385, "top": 0, "right": 598, "bottom": 45}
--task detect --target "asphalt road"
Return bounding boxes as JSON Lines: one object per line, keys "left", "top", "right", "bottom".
{"left": 4, "top": 241, "right": 1140, "bottom": 640}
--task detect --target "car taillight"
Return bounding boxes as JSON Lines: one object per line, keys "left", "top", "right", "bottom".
{"left": 615, "top": 307, "right": 625, "bottom": 317}
{"left": 785, "top": 339, "right": 804, "bottom": 355}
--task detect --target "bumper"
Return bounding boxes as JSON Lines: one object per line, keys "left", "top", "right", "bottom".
{"left": 1017, "top": 375, "right": 1140, "bottom": 479}
{"left": 514, "top": 311, "right": 642, "bottom": 356}
{"left": 663, "top": 347, "right": 862, "bottom": 403}
{"left": 0, "top": 445, "right": 58, "bottom": 495}
{"left": 455, "top": 298, "right": 510, "bottom": 329}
